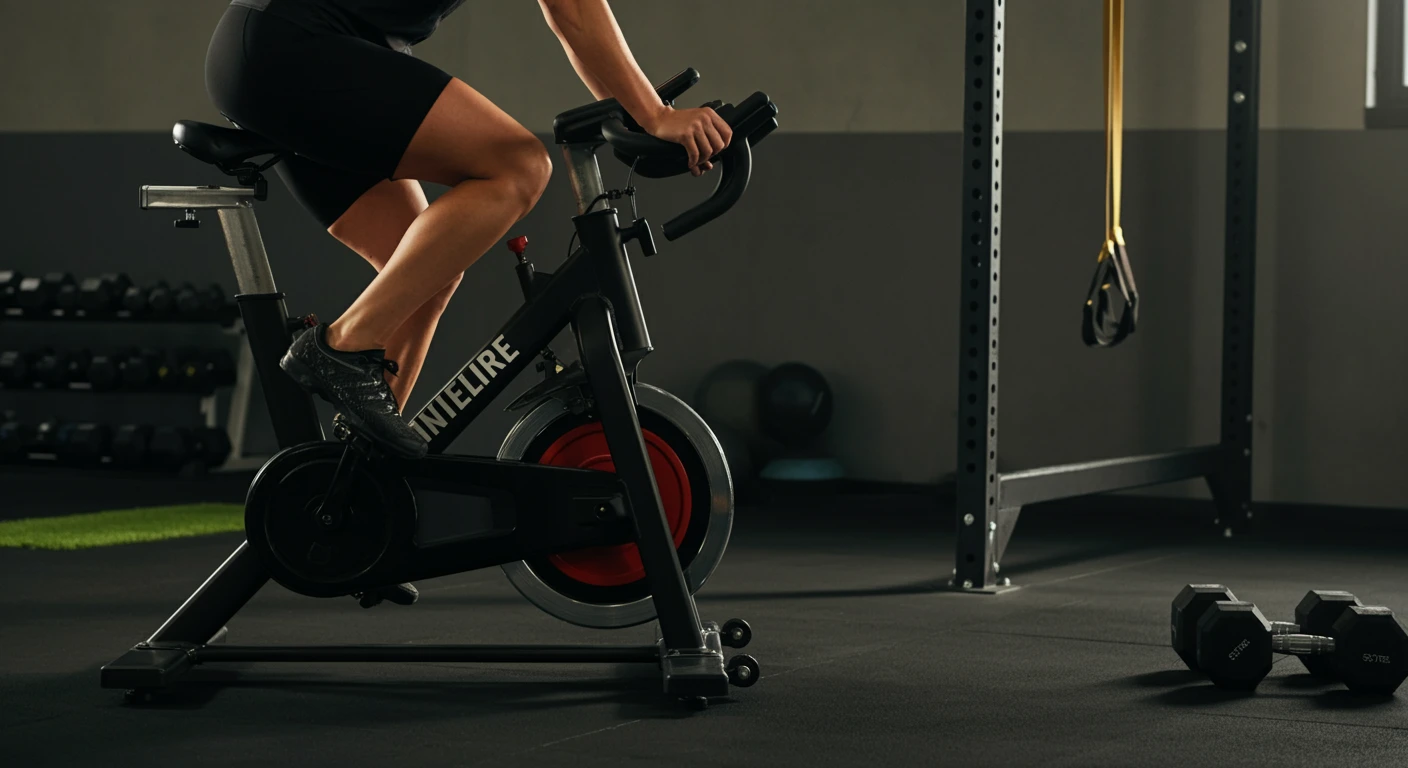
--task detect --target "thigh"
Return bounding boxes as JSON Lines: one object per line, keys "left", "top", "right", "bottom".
{"left": 392, "top": 78, "right": 548, "bottom": 187}
{"left": 273, "top": 154, "right": 388, "bottom": 230}
{"left": 207, "top": 6, "right": 453, "bottom": 183}
{"left": 325, "top": 178, "right": 429, "bottom": 268}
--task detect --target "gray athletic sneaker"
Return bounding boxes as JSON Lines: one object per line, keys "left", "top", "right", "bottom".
{"left": 279, "top": 323, "right": 427, "bottom": 459}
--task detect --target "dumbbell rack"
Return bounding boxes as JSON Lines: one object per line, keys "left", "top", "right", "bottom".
{"left": 0, "top": 299, "right": 263, "bottom": 472}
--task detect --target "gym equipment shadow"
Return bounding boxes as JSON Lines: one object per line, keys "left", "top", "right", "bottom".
{"left": 117, "top": 670, "right": 703, "bottom": 720}
{"left": 697, "top": 541, "right": 1157, "bottom": 603}
{"left": 1123, "top": 669, "right": 1400, "bottom": 710}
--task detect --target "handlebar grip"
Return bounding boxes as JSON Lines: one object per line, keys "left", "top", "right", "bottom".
{"left": 662, "top": 140, "right": 752, "bottom": 241}
{"left": 599, "top": 88, "right": 775, "bottom": 242}
{"left": 601, "top": 118, "right": 686, "bottom": 161}
{"left": 551, "top": 68, "right": 700, "bottom": 146}
{"left": 602, "top": 92, "right": 778, "bottom": 164}
{"left": 719, "top": 91, "right": 773, "bottom": 125}
{"left": 748, "top": 117, "right": 779, "bottom": 146}
{"left": 657, "top": 68, "right": 701, "bottom": 104}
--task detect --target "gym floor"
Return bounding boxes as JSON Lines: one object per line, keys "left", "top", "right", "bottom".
{"left": 4, "top": 484, "right": 1407, "bottom": 768}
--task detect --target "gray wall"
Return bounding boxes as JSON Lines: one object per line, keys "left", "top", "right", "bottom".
{"left": 1, "top": 1, "right": 1404, "bottom": 510}
{"left": 0, "top": 0, "right": 1374, "bottom": 132}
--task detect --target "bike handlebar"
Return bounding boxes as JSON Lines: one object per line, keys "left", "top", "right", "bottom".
{"left": 599, "top": 84, "right": 779, "bottom": 241}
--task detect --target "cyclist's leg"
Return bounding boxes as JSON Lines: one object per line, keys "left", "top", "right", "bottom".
{"left": 326, "top": 78, "right": 552, "bottom": 352}
{"left": 325, "top": 178, "right": 461, "bottom": 405}
{"left": 205, "top": 5, "right": 548, "bottom": 455}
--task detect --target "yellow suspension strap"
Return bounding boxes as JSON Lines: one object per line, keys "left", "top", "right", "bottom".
{"left": 1082, "top": 0, "right": 1139, "bottom": 347}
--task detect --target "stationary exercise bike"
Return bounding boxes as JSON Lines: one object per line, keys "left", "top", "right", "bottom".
{"left": 100, "top": 68, "right": 779, "bottom": 709}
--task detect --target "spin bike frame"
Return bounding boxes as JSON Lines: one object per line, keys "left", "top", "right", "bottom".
{"left": 102, "top": 69, "right": 779, "bottom": 700}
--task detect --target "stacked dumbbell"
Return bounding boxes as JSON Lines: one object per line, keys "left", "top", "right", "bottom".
{"left": 17, "top": 273, "right": 73, "bottom": 315}
{"left": 0, "top": 348, "right": 93, "bottom": 390}
{"left": 0, "top": 270, "right": 230, "bottom": 322}
{"left": 0, "top": 412, "right": 31, "bottom": 463}
{"left": 0, "top": 417, "right": 231, "bottom": 471}
{"left": 0, "top": 270, "right": 25, "bottom": 310}
{"left": 108, "top": 347, "right": 235, "bottom": 392}
{"left": 122, "top": 280, "right": 231, "bottom": 323}
{"left": 1171, "top": 584, "right": 1408, "bottom": 694}
{"left": 33, "top": 349, "right": 92, "bottom": 389}
{"left": 76, "top": 273, "right": 134, "bottom": 315}
{"left": 0, "top": 272, "right": 140, "bottom": 317}
{"left": 0, "top": 349, "right": 32, "bottom": 388}
{"left": 5, "top": 272, "right": 76, "bottom": 316}
{"left": 2, "top": 347, "right": 235, "bottom": 392}
{"left": 2, "top": 270, "right": 243, "bottom": 474}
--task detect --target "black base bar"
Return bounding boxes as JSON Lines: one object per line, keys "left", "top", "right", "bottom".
{"left": 102, "top": 636, "right": 730, "bottom": 699}
{"left": 199, "top": 643, "right": 662, "bottom": 664}
{"left": 1000, "top": 447, "right": 1224, "bottom": 509}
{"left": 951, "top": 0, "right": 1262, "bottom": 592}
{"left": 101, "top": 643, "right": 658, "bottom": 691}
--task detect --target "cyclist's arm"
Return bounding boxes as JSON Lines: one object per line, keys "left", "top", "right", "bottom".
{"left": 538, "top": 1, "right": 611, "bottom": 101}
{"left": 537, "top": 0, "right": 668, "bottom": 132}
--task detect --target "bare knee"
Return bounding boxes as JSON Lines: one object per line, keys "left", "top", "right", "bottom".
{"left": 501, "top": 140, "right": 552, "bottom": 219}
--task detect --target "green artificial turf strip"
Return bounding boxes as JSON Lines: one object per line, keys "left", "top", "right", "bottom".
{"left": 0, "top": 503, "right": 243, "bottom": 550}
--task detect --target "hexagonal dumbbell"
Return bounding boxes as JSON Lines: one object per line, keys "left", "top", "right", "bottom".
{"left": 1196, "top": 600, "right": 1408, "bottom": 694}
{"left": 1328, "top": 606, "right": 1408, "bottom": 695}
{"left": 1171, "top": 584, "right": 1357, "bottom": 673}
{"left": 1172, "top": 585, "right": 1243, "bottom": 670}
{"left": 1292, "top": 590, "right": 1363, "bottom": 677}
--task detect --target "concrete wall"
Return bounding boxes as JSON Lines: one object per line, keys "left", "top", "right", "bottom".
{"left": 1, "top": 0, "right": 1404, "bottom": 510}
{"left": 0, "top": 0, "right": 1373, "bottom": 133}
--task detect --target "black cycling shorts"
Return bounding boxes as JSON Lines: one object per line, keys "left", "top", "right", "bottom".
{"left": 205, "top": 5, "right": 454, "bottom": 227}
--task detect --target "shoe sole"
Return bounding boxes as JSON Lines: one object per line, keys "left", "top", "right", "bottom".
{"left": 280, "top": 351, "right": 427, "bottom": 460}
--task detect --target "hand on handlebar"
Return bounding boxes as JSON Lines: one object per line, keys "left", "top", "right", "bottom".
{"left": 641, "top": 106, "right": 733, "bottom": 177}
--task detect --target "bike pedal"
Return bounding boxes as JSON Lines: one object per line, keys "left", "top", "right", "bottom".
{"left": 332, "top": 413, "right": 353, "bottom": 442}
{"left": 355, "top": 583, "right": 419, "bottom": 609}
{"left": 330, "top": 413, "right": 373, "bottom": 447}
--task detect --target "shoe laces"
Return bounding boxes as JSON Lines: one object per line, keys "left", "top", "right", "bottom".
{"left": 359, "top": 352, "right": 399, "bottom": 376}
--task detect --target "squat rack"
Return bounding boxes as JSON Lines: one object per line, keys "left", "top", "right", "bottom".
{"left": 954, "top": 0, "right": 1260, "bottom": 592}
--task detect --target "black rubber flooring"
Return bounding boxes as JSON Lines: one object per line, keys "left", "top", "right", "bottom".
{"left": 3, "top": 494, "right": 1407, "bottom": 767}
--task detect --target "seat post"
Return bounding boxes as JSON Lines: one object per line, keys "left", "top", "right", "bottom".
{"left": 216, "top": 207, "right": 277, "bottom": 296}
{"left": 562, "top": 144, "right": 607, "bottom": 214}
{"left": 140, "top": 183, "right": 323, "bottom": 449}
{"left": 140, "top": 185, "right": 277, "bottom": 294}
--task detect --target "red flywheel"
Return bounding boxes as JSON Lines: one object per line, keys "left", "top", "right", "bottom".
{"left": 535, "top": 423, "right": 692, "bottom": 586}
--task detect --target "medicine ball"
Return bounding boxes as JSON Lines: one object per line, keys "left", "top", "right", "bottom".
{"left": 756, "top": 362, "right": 833, "bottom": 448}
{"left": 694, "top": 359, "right": 769, "bottom": 450}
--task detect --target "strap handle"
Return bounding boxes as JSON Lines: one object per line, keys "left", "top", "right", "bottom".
{"left": 1103, "top": 0, "right": 1125, "bottom": 250}
{"left": 1084, "top": 0, "right": 1139, "bottom": 348}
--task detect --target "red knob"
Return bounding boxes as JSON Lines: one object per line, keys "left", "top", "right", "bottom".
{"left": 507, "top": 235, "right": 529, "bottom": 255}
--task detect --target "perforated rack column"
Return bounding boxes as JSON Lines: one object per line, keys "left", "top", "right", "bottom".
{"left": 1211, "top": 0, "right": 1261, "bottom": 535}
{"left": 950, "top": 1, "right": 1260, "bottom": 592}
{"left": 953, "top": 0, "right": 1008, "bottom": 593}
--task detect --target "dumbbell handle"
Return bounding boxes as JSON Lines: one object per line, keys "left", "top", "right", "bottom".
{"left": 1271, "top": 633, "right": 1335, "bottom": 656}
{"left": 1269, "top": 620, "right": 1299, "bottom": 635}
